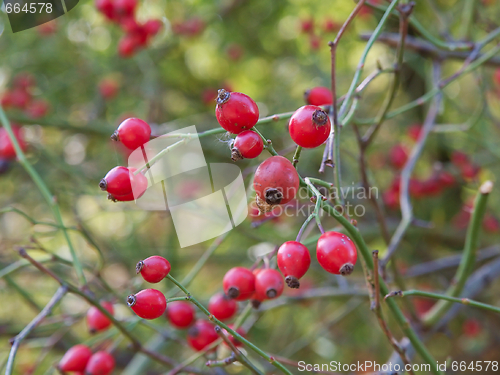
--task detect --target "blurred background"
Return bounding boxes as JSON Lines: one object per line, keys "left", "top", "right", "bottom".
{"left": 1, "top": 0, "right": 500, "bottom": 373}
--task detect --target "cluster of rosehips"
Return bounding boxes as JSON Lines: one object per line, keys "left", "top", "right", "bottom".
{"left": 300, "top": 17, "right": 340, "bottom": 50}
{"left": 127, "top": 256, "right": 244, "bottom": 351}
{"left": 95, "top": 0, "right": 162, "bottom": 58}
{"left": 1, "top": 73, "right": 50, "bottom": 118}
{"left": 99, "top": 118, "right": 151, "bottom": 202}
{"left": 58, "top": 303, "right": 116, "bottom": 374}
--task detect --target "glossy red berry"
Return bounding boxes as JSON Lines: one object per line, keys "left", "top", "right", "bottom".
{"left": 99, "top": 166, "right": 148, "bottom": 198}
{"left": 127, "top": 289, "right": 166, "bottom": 319}
{"left": 231, "top": 130, "right": 263, "bottom": 161}
{"left": 223, "top": 267, "right": 255, "bottom": 301}
{"left": 316, "top": 231, "right": 357, "bottom": 275}
{"left": 215, "top": 89, "right": 259, "bottom": 134}
{"left": 254, "top": 269, "right": 284, "bottom": 300}
{"left": 59, "top": 344, "right": 92, "bottom": 372}
{"left": 111, "top": 117, "right": 151, "bottom": 150}
{"left": 0, "top": 125, "right": 27, "bottom": 159}
{"left": 187, "top": 320, "right": 218, "bottom": 351}
{"left": 166, "top": 301, "right": 195, "bottom": 328}
{"left": 253, "top": 155, "right": 300, "bottom": 212}
{"left": 208, "top": 292, "right": 238, "bottom": 321}
{"left": 87, "top": 302, "right": 114, "bottom": 333}
{"left": 304, "top": 87, "right": 332, "bottom": 106}
{"left": 277, "top": 241, "right": 311, "bottom": 289}
{"left": 85, "top": 351, "right": 115, "bottom": 375}
{"left": 136, "top": 255, "right": 171, "bottom": 283}
{"left": 289, "top": 105, "right": 331, "bottom": 148}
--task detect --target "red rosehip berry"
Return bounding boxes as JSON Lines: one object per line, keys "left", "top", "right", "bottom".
{"left": 118, "top": 34, "right": 137, "bottom": 57}
{"left": 231, "top": 130, "right": 263, "bottom": 161}
{"left": 462, "top": 318, "right": 482, "bottom": 338}
{"left": 0, "top": 125, "right": 27, "bottom": 160}
{"left": 144, "top": 19, "right": 163, "bottom": 36}
{"left": 95, "top": 0, "right": 116, "bottom": 20}
{"left": 222, "top": 325, "right": 246, "bottom": 347}
{"left": 277, "top": 241, "right": 311, "bottom": 289}
{"left": 114, "top": 0, "right": 137, "bottom": 18}
{"left": 99, "top": 166, "right": 148, "bottom": 198}
{"left": 13, "top": 73, "right": 35, "bottom": 89}
{"left": 136, "top": 255, "right": 171, "bottom": 283}
{"left": 288, "top": 105, "right": 331, "bottom": 148}
{"left": 323, "top": 18, "right": 339, "bottom": 33}
{"left": 253, "top": 155, "right": 300, "bottom": 212}
{"left": 309, "top": 34, "right": 321, "bottom": 50}
{"left": 254, "top": 269, "right": 284, "bottom": 300}
{"left": 166, "top": 301, "right": 195, "bottom": 328}
{"left": 215, "top": 90, "right": 259, "bottom": 134}
{"left": 450, "top": 151, "right": 470, "bottom": 167}
{"left": 59, "top": 344, "right": 92, "bottom": 372}
{"left": 127, "top": 289, "right": 166, "bottom": 319}
{"left": 85, "top": 351, "right": 115, "bottom": 375}
{"left": 300, "top": 18, "right": 314, "bottom": 33}
{"left": 111, "top": 118, "right": 151, "bottom": 150}
{"left": 208, "top": 292, "right": 238, "bottom": 321}
{"left": 26, "top": 99, "right": 50, "bottom": 118}
{"left": 304, "top": 87, "right": 332, "bottom": 106}
{"left": 407, "top": 123, "right": 422, "bottom": 141}
{"left": 437, "top": 171, "right": 455, "bottom": 187}
{"left": 87, "top": 301, "right": 114, "bottom": 333}
{"left": 187, "top": 320, "right": 218, "bottom": 351}
{"left": 316, "top": 231, "right": 357, "bottom": 275}
{"left": 99, "top": 78, "right": 119, "bottom": 100}
{"left": 388, "top": 144, "right": 408, "bottom": 169}
{"left": 10, "top": 88, "right": 31, "bottom": 109}
{"left": 223, "top": 267, "right": 256, "bottom": 301}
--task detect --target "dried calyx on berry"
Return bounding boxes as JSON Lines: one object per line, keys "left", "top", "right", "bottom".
{"left": 285, "top": 275, "right": 300, "bottom": 289}
{"left": 312, "top": 109, "right": 328, "bottom": 126}
{"left": 216, "top": 89, "right": 231, "bottom": 105}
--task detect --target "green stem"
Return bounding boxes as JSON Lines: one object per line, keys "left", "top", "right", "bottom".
{"left": 0, "top": 106, "right": 86, "bottom": 287}
{"left": 292, "top": 146, "right": 302, "bottom": 167}
{"left": 389, "top": 290, "right": 500, "bottom": 314}
{"left": 423, "top": 181, "right": 493, "bottom": 326}
{"left": 166, "top": 274, "right": 293, "bottom": 375}
{"left": 459, "top": 0, "right": 477, "bottom": 40}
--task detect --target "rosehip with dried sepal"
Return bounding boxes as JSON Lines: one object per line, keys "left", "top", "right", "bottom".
{"left": 166, "top": 301, "right": 195, "bottom": 328}
{"left": 223, "top": 267, "right": 255, "bottom": 301}
{"left": 231, "top": 130, "right": 263, "bottom": 161}
{"left": 316, "top": 231, "right": 357, "bottom": 275}
{"left": 111, "top": 117, "right": 151, "bottom": 150}
{"left": 254, "top": 269, "right": 284, "bottom": 300}
{"left": 215, "top": 89, "right": 259, "bottom": 134}
{"left": 136, "top": 255, "right": 171, "bottom": 283}
{"left": 127, "top": 289, "right": 166, "bottom": 319}
{"left": 277, "top": 241, "right": 311, "bottom": 289}
{"left": 58, "top": 344, "right": 92, "bottom": 372}
{"left": 288, "top": 105, "right": 331, "bottom": 148}
{"left": 208, "top": 292, "right": 238, "bottom": 321}
{"left": 253, "top": 156, "right": 300, "bottom": 213}
{"left": 304, "top": 87, "right": 332, "bottom": 106}
{"left": 187, "top": 320, "right": 218, "bottom": 351}
{"left": 87, "top": 301, "right": 114, "bottom": 333}
{"left": 99, "top": 166, "right": 148, "bottom": 198}
{"left": 85, "top": 351, "right": 115, "bottom": 375}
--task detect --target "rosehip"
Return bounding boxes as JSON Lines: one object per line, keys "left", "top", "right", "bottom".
{"left": 99, "top": 78, "right": 119, "bottom": 100}
{"left": 165, "top": 301, "right": 195, "bottom": 328}
{"left": 114, "top": 0, "right": 137, "bottom": 18}
{"left": 144, "top": 19, "right": 163, "bottom": 36}
{"left": 127, "top": 289, "right": 166, "bottom": 319}
{"left": 9, "top": 88, "right": 31, "bottom": 109}
{"left": 95, "top": 0, "right": 115, "bottom": 20}
{"left": 215, "top": 89, "right": 259, "bottom": 134}
{"left": 277, "top": 241, "right": 311, "bottom": 288}
{"left": 288, "top": 105, "right": 331, "bottom": 148}
{"left": 136, "top": 255, "right": 171, "bottom": 283}
{"left": 0, "top": 125, "right": 27, "bottom": 159}
{"left": 111, "top": 118, "right": 151, "bottom": 150}
{"left": 208, "top": 292, "right": 238, "bottom": 321}
{"left": 223, "top": 325, "right": 246, "bottom": 347}
{"left": 316, "top": 231, "right": 357, "bottom": 275}
{"left": 59, "top": 344, "right": 92, "bottom": 372}
{"left": 87, "top": 301, "right": 114, "bottom": 333}
{"left": 118, "top": 35, "right": 137, "bottom": 58}
{"left": 254, "top": 269, "right": 284, "bottom": 300}
{"left": 451, "top": 151, "right": 469, "bottom": 167}
{"left": 300, "top": 18, "right": 314, "bottom": 33}
{"left": 407, "top": 124, "right": 422, "bottom": 141}
{"left": 99, "top": 166, "right": 148, "bottom": 198}
{"left": 85, "top": 351, "right": 115, "bottom": 375}
{"left": 223, "top": 267, "right": 255, "bottom": 301}
{"left": 253, "top": 155, "right": 300, "bottom": 212}
{"left": 304, "top": 87, "right": 332, "bottom": 106}
{"left": 231, "top": 130, "right": 263, "bottom": 161}
{"left": 389, "top": 144, "right": 408, "bottom": 169}
{"left": 26, "top": 99, "right": 49, "bottom": 118}
{"left": 187, "top": 320, "right": 218, "bottom": 351}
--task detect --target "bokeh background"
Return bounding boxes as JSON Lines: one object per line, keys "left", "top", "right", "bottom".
{"left": 1, "top": 0, "right": 500, "bottom": 373}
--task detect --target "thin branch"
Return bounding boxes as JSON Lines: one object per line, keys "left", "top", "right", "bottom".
{"left": 5, "top": 285, "right": 68, "bottom": 375}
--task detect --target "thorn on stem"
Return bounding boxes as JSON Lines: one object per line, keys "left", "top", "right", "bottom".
{"left": 384, "top": 290, "right": 403, "bottom": 301}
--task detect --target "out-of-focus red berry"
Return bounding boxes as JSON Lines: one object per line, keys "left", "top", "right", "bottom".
{"left": 226, "top": 43, "right": 244, "bottom": 61}
{"left": 407, "top": 124, "right": 422, "bottom": 141}
{"left": 309, "top": 34, "right": 321, "bottom": 50}
{"left": 27, "top": 99, "right": 50, "bottom": 118}
{"left": 118, "top": 34, "right": 137, "bottom": 58}
{"left": 300, "top": 18, "right": 314, "bottom": 33}
{"left": 462, "top": 318, "right": 482, "bottom": 337}
{"left": 99, "top": 78, "right": 119, "bottom": 100}
{"left": 38, "top": 20, "right": 57, "bottom": 35}
{"left": 323, "top": 18, "right": 339, "bottom": 33}
{"left": 389, "top": 144, "right": 408, "bottom": 170}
